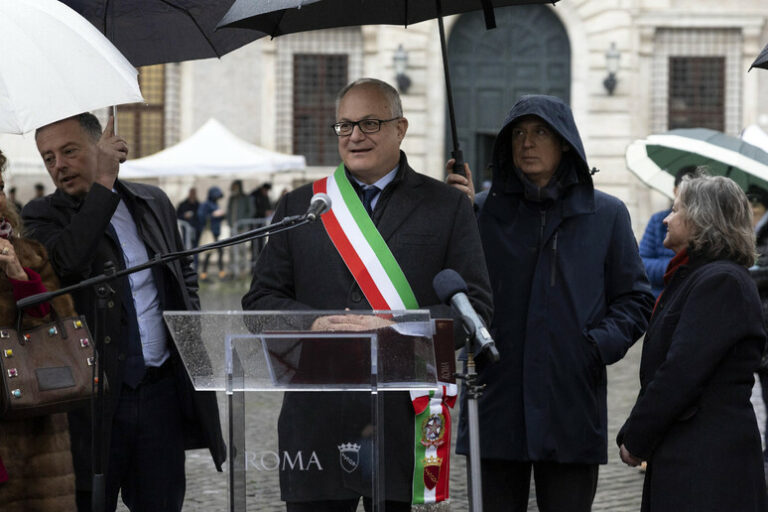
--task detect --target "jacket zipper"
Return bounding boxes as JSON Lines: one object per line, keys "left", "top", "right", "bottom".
{"left": 539, "top": 209, "right": 558, "bottom": 287}
{"left": 551, "top": 231, "right": 558, "bottom": 287}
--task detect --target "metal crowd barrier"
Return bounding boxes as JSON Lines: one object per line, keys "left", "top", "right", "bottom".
{"left": 177, "top": 219, "right": 196, "bottom": 250}
{"left": 229, "top": 217, "right": 269, "bottom": 277}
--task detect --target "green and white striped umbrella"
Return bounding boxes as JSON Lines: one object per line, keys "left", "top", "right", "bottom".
{"left": 625, "top": 128, "right": 768, "bottom": 199}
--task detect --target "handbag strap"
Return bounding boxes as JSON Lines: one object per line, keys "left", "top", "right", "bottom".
{"left": 15, "top": 306, "right": 67, "bottom": 345}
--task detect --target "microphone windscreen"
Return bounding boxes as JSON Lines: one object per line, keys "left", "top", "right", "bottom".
{"left": 432, "top": 268, "right": 468, "bottom": 304}
{"left": 307, "top": 192, "right": 332, "bottom": 218}
{"left": 312, "top": 192, "right": 331, "bottom": 209}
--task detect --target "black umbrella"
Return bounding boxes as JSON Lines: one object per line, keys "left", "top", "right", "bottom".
{"left": 751, "top": 42, "right": 768, "bottom": 71}
{"left": 59, "top": 0, "right": 268, "bottom": 67}
{"left": 217, "top": 0, "right": 560, "bottom": 173}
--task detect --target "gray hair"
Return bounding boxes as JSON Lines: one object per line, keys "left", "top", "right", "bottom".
{"left": 35, "top": 112, "right": 102, "bottom": 142}
{"left": 678, "top": 174, "right": 756, "bottom": 267}
{"left": 335, "top": 78, "right": 403, "bottom": 119}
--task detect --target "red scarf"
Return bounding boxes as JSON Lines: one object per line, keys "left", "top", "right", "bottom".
{"left": 652, "top": 248, "right": 689, "bottom": 317}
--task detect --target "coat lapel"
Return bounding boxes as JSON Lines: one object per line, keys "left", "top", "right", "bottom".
{"left": 376, "top": 162, "right": 423, "bottom": 243}
{"left": 117, "top": 181, "right": 169, "bottom": 256}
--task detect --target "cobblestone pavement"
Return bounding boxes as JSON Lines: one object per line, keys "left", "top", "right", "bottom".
{"left": 116, "top": 278, "right": 766, "bottom": 511}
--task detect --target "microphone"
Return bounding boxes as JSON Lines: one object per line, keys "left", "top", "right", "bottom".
{"left": 305, "top": 193, "right": 332, "bottom": 221}
{"left": 433, "top": 269, "right": 500, "bottom": 362}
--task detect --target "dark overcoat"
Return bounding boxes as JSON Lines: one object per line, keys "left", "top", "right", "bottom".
{"left": 618, "top": 258, "right": 767, "bottom": 512}
{"left": 242, "top": 153, "right": 493, "bottom": 502}
{"left": 457, "top": 95, "right": 654, "bottom": 464}
{"left": 22, "top": 181, "right": 226, "bottom": 490}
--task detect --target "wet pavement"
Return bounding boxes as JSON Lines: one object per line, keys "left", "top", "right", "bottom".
{"left": 116, "top": 278, "right": 766, "bottom": 511}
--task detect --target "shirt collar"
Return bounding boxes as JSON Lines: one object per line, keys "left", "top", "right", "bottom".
{"left": 349, "top": 165, "right": 399, "bottom": 191}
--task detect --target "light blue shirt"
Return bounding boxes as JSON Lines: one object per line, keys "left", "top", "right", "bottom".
{"left": 350, "top": 165, "right": 398, "bottom": 211}
{"left": 110, "top": 197, "right": 169, "bottom": 367}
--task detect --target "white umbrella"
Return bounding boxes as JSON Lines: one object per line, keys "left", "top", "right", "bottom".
{"left": 0, "top": 0, "right": 144, "bottom": 134}
{"left": 626, "top": 128, "right": 768, "bottom": 199}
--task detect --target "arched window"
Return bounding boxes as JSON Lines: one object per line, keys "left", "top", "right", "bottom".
{"left": 447, "top": 5, "right": 570, "bottom": 188}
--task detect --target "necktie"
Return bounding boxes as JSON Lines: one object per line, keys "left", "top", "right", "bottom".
{"left": 361, "top": 186, "right": 380, "bottom": 217}
{"left": 106, "top": 223, "right": 146, "bottom": 388}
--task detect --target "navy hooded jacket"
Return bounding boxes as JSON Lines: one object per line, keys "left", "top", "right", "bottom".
{"left": 198, "top": 186, "right": 224, "bottom": 237}
{"left": 457, "top": 95, "right": 653, "bottom": 463}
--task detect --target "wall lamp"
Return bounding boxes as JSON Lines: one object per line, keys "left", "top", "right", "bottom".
{"left": 603, "top": 42, "right": 620, "bottom": 95}
{"left": 393, "top": 44, "right": 411, "bottom": 94}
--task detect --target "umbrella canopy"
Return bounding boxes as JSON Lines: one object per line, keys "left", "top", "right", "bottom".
{"left": 60, "top": 0, "right": 269, "bottom": 67}
{"left": 0, "top": 0, "right": 143, "bottom": 134}
{"left": 742, "top": 124, "right": 768, "bottom": 153}
{"left": 119, "top": 118, "right": 306, "bottom": 178}
{"left": 750, "top": 42, "right": 768, "bottom": 71}
{"left": 217, "top": 0, "right": 560, "bottom": 168}
{"left": 219, "top": 0, "right": 550, "bottom": 35}
{"left": 626, "top": 128, "right": 768, "bottom": 200}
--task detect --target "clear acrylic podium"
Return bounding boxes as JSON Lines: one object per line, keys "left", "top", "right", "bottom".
{"left": 164, "top": 310, "right": 440, "bottom": 512}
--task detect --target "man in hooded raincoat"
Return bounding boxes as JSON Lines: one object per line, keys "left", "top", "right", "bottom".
{"left": 448, "top": 95, "right": 654, "bottom": 511}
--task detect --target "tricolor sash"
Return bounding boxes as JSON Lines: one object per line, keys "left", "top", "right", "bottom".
{"left": 313, "top": 164, "right": 417, "bottom": 310}
{"left": 313, "top": 164, "right": 456, "bottom": 504}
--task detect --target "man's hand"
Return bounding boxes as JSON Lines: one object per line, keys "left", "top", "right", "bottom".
{"left": 445, "top": 159, "right": 475, "bottom": 203}
{"left": 95, "top": 115, "right": 128, "bottom": 191}
{"left": 311, "top": 314, "right": 394, "bottom": 332}
{"left": 619, "top": 444, "right": 642, "bottom": 467}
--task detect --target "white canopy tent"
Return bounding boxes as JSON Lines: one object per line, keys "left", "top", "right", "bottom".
{"left": 119, "top": 118, "right": 306, "bottom": 178}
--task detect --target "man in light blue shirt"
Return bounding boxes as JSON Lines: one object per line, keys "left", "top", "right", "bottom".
{"left": 24, "top": 112, "right": 225, "bottom": 512}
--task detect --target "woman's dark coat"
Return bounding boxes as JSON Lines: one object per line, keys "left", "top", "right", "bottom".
{"left": 618, "top": 257, "right": 767, "bottom": 511}
{"left": 457, "top": 95, "right": 654, "bottom": 464}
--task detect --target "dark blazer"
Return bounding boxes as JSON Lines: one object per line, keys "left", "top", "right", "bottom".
{"left": 22, "top": 181, "right": 226, "bottom": 490}
{"left": 618, "top": 257, "right": 767, "bottom": 512}
{"left": 242, "top": 152, "right": 493, "bottom": 502}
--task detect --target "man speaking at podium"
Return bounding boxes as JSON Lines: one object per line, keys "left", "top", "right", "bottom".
{"left": 243, "top": 78, "right": 492, "bottom": 511}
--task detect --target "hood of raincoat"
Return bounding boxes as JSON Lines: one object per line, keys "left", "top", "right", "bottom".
{"left": 206, "top": 186, "right": 223, "bottom": 202}
{"left": 492, "top": 94, "right": 593, "bottom": 196}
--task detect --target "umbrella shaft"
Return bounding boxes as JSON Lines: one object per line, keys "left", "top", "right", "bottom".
{"left": 436, "top": 3, "right": 458, "bottom": 153}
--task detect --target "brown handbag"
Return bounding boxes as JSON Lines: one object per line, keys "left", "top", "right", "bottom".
{"left": 0, "top": 313, "right": 95, "bottom": 419}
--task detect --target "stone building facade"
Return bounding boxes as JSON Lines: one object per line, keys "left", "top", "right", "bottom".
{"left": 3, "top": 0, "right": 768, "bottom": 235}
